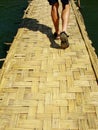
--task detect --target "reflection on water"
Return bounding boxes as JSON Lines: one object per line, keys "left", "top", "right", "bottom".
{"left": 0, "top": 0, "right": 28, "bottom": 68}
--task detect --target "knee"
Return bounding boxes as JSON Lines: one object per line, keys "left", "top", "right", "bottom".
{"left": 52, "top": 2, "right": 59, "bottom": 10}
{"left": 62, "top": 3, "right": 70, "bottom": 10}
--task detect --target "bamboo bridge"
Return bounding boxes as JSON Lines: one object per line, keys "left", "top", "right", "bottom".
{"left": 0, "top": 0, "right": 98, "bottom": 129}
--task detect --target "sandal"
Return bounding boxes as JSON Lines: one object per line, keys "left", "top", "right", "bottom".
{"left": 60, "top": 31, "right": 69, "bottom": 49}
{"left": 53, "top": 32, "right": 60, "bottom": 40}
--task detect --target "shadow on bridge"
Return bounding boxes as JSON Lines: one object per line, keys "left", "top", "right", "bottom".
{"left": 20, "top": 18, "right": 61, "bottom": 49}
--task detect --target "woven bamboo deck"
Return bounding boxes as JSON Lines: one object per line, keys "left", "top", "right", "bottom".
{"left": 0, "top": 0, "right": 98, "bottom": 129}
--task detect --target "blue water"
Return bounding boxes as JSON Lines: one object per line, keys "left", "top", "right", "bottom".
{"left": 0, "top": 0, "right": 28, "bottom": 67}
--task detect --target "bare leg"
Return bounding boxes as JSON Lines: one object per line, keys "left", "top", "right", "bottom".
{"left": 61, "top": 3, "right": 70, "bottom": 33}
{"left": 60, "top": 3, "right": 70, "bottom": 49}
{"left": 51, "top": 2, "right": 60, "bottom": 34}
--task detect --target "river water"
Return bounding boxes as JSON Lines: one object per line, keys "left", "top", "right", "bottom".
{"left": 0, "top": 0, "right": 98, "bottom": 68}
{"left": 79, "top": 0, "right": 98, "bottom": 55}
{"left": 0, "top": 0, "right": 28, "bottom": 67}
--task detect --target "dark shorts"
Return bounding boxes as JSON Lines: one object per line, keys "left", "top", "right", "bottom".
{"left": 48, "top": 0, "right": 69, "bottom": 5}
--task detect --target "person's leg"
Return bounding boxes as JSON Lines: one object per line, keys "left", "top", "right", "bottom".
{"left": 47, "top": 0, "right": 60, "bottom": 38}
{"left": 51, "top": 2, "right": 60, "bottom": 35}
{"left": 61, "top": 2, "right": 70, "bottom": 33}
{"left": 60, "top": 0, "right": 70, "bottom": 49}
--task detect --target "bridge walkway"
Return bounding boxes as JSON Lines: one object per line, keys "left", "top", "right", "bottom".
{"left": 0, "top": 0, "right": 98, "bottom": 129}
